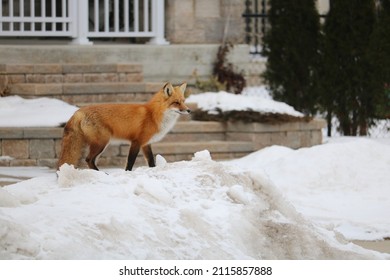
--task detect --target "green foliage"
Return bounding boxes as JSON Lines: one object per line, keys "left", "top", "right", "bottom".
{"left": 367, "top": 0, "right": 390, "bottom": 119}
{"left": 262, "top": 0, "right": 321, "bottom": 115}
{"left": 264, "top": 0, "right": 390, "bottom": 136}
{"left": 320, "top": 0, "right": 376, "bottom": 135}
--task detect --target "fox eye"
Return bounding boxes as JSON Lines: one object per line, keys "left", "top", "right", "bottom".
{"left": 172, "top": 101, "right": 180, "bottom": 105}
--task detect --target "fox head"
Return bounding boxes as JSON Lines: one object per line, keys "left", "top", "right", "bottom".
{"left": 162, "top": 82, "right": 191, "bottom": 115}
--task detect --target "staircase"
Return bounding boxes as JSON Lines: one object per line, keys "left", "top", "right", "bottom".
{"left": 3, "top": 63, "right": 159, "bottom": 106}
{"left": 0, "top": 63, "right": 255, "bottom": 168}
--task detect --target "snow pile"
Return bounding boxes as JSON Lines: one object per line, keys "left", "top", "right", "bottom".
{"left": 0, "top": 96, "right": 78, "bottom": 127}
{"left": 187, "top": 90, "right": 303, "bottom": 117}
{"left": 227, "top": 138, "right": 390, "bottom": 241}
{"left": 0, "top": 153, "right": 384, "bottom": 260}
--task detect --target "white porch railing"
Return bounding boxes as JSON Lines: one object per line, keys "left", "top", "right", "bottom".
{"left": 0, "top": 0, "right": 168, "bottom": 45}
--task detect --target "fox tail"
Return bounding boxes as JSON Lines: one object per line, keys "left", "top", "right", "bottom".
{"left": 57, "top": 112, "right": 85, "bottom": 170}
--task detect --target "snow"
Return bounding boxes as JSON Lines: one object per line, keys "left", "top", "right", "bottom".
{"left": 226, "top": 138, "right": 390, "bottom": 241}
{"left": 0, "top": 96, "right": 78, "bottom": 127}
{"left": 1, "top": 154, "right": 386, "bottom": 260}
{"left": 187, "top": 89, "right": 303, "bottom": 117}
{"left": 1, "top": 89, "right": 390, "bottom": 259}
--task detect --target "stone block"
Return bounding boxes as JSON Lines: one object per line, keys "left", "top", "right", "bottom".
{"left": 34, "top": 64, "right": 62, "bottom": 74}
{"left": 119, "top": 73, "right": 143, "bottom": 83}
{"left": 279, "top": 122, "right": 300, "bottom": 132}
{"left": 62, "top": 64, "right": 117, "bottom": 74}
{"left": 2, "top": 140, "right": 29, "bottom": 159}
{"left": 7, "top": 74, "right": 26, "bottom": 83}
{"left": 10, "top": 159, "right": 37, "bottom": 167}
{"left": 226, "top": 132, "right": 254, "bottom": 142}
{"left": 84, "top": 73, "right": 119, "bottom": 83}
{"left": 286, "top": 131, "right": 301, "bottom": 149}
{"left": 311, "top": 130, "right": 323, "bottom": 145}
{"left": 55, "top": 139, "right": 63, "bottom": 158}
{"left": 252, "top": 133, "right": 272, "bottom": 150}
{"left": 195, "top": 0, "right": 220, "bottom": 18}
{"left": 10, "top": 83, "right": 63, "bottom": 95}
{"left": 300, "top": 131, "right": 312, "bottom": 148}
{"left": 5, "top": 64, "right": 34, "bottom": 74}
{"left": 64, "top": 74, "right": 83, "bottom": 83}
{"left": 26, "top": 74, "right": 46, "bottom": 83}
{"left": 270, "top": 132, "right": 288, "bottom": 146}
{"left": 0, "top": 128, "right": 24, "bottom": 139}
{"left": 119, "top": 144, "right": 131, "bottom": 157}
{"left": 37, "top": 159, "right": 57, "bottom": 168}
{"left": 35, "top": 83, "right": 63, "bottom": 95}
{"left": 45, "top": 74, "right": 64, "bottom": 83}
{"left": 97, "top": 157, "right": 127, "bottom": 168}
{"left": 63, "top": 83, "right": 144, "bottom": 95}
{"left": 116, "top": 64, "right": 143, "bottom": 73}
{"left": 29, "top": 139, "right": 55, "bottom": 159}
{"left": 101, "top": 144, "right": 120, "bottom": 157}
{"left": 23, "top": 128, "right": 63, "bottom": 139}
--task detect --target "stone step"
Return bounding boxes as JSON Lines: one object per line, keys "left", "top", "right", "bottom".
{"left": 8, "top": 82, "right": 162, "bottom": 104}
{"left": 98, "top": 140, "right": 255, "bottom": 168}
{"left": 1, "top": 63, "right": 143, "bottom": 75}
{"left": 0, "top": 121, "right": 223, "bottom": 141}
{"left": 163, "top": 120, "right": 225, "bottom": 141}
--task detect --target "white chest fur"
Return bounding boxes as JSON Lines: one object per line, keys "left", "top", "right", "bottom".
{"left": 148, "top": 111, "right": 179, "bottom": 144}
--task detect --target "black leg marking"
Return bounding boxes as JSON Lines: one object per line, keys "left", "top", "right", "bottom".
{"left": 126, "top": 142, "right": 141, "bottom": 171}
{"left": 142, "top": 144, "right": 155, "bottom": 167}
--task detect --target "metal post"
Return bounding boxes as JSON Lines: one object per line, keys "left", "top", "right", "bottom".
{"left": 244, "top": 0, "right": 252, "bottom": 44}
{"left": 70, "top": 0, "right": 92, "bottom": 45}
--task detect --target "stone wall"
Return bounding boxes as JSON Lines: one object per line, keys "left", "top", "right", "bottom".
{"left": 165, "top": 0, "right": 245, "bottom": 44}
{"left": 0, "top": 119, "right": 326, "bottom": 168}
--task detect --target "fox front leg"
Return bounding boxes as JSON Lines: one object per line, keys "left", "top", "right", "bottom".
{"left": 126, "top": 142, "right": 141, "bottom": 171}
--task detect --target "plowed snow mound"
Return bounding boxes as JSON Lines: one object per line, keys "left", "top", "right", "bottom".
{"left": 0, "top": 152, "right": 385, "bottom": 259}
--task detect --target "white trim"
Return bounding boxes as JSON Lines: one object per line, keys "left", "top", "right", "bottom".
{"left": 0, "top": 0, "right": 169, "bottom": 45}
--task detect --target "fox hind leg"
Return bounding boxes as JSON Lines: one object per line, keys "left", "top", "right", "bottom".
{"left": 86, "top": 141, "right": 109, "bottom": 171}
{"left": 142, "top": 144, "right": 155, "bottom": 167}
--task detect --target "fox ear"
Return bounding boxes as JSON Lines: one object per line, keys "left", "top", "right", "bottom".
{"left": 163, "top": 82, "right": 174, "bottom": 98}
{"left": 179, "top": 82, "right": 187, "bottom": 96}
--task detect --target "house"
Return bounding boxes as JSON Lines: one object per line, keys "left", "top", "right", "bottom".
{"left": 0, "top": 0, "right": 326, "bottom": 168}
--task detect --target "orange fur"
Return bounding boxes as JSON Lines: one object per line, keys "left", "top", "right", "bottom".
{"left": 57, "top": 82, "right": 190, "bottom": 171}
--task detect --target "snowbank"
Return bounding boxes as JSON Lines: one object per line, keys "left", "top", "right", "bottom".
{"left": 0, "top": 96, "right": 78, "bottom": 127}
{"left": 187, "top": 91, "right": 303, "bottom": 117}
{"left": 0, "top": 151, "right": 385, "bottom": 260}
{"left": 228, "top": 138, "right": 390, "bottom": 241}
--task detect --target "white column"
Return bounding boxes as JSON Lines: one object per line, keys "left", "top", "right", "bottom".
{"left": 70, "top": 0, "right": 92, "bottom": 45}
{"left": 148, "top": 0, "right": 169, "bottom": 45}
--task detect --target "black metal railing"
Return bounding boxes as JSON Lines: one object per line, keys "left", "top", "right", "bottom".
{"left": 242, "top": 0, "right": 268, "bottom": 55}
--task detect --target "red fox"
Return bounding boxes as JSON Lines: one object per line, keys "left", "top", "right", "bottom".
{"left": 57, "top": 82, "right": 190, "bottom": 171}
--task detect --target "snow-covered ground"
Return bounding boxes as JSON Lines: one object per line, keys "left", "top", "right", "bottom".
{"left": 1, "top": 89, "right": 389, "bottom": 259}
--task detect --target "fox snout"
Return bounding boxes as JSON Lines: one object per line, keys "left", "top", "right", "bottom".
{"left": 179, "top": 108, "right": 191, "bottom": 114}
